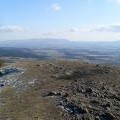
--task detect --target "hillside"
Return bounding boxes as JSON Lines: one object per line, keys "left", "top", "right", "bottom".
{"left": 0, "top": 60, "right": 4, "bottom": 67}
{"left": 0, "top": 60, "right": 120, "bottom": 120}
{"left": 0, "top": 40, "right": 120, "bottom": 65}
{"left": 0, "top": 39, "right": 120, "bottom": 49}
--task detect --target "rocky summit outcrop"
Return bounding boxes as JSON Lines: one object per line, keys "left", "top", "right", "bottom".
{"left": 0, "top": 61, "right": 120, "bottom": 120}
{"left": 0, "top": 67, "right": 25, "bottom": 90}
{"left": 41, "top": 62, "right": 120, "bottom": 120}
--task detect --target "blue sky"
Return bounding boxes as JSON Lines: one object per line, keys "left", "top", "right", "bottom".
{"left": 1, "top": 0, "right": 120, "bottom": 41}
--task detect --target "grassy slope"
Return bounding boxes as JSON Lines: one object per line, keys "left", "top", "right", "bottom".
{"left": 0, "top": 60, "right": 120, "bottom": 120}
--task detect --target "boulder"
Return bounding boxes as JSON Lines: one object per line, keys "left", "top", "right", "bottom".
{"left": 0, "top": 83, "right": 4, "bottom": 87}
{"left": 100, "top": 112, "right": 115, "bottom": 120}
{"left": 42, "top": 91, "right": 61, "bottom": 97}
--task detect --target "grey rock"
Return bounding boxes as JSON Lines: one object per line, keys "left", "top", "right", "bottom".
{"left": 42, "top": 91, "right": 61, "bottom": 97}
{"left": 58, "top": 98, "right": 87, "bottom": 115}
{"left": 0, "top": 83, "right": 4, "bottom": 87}
{"left": 100, "top": 112, "right": 115, "bottom": 120}
{"left": 85, "top": 88, "right": 93, "bottom": 94}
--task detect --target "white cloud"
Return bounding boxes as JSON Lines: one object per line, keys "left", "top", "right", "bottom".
{"left": 41, "top": 31, "right": 61, "bottom": 36}
{"left": 108, "top": 0, "right": 120, "bottom": 4}
{"left": 91, "top": 25, "right": 120, "bottom": 33}
{"left": 115, "top": 0, "right": 120, "bottom": 4}
{"left": 69, "top": 28, "right": 79, "bottom": 32}
{"left": 38, "top": 26, "right": 120, "bottom": 41}
{"left": 40, "top": 28, "right": 79, "bottom": 36}
{"left": 1, "top": 25, "right": 120, "bottom": 41}
{"left": 0, "top": 26, "right": 27, "bottom": 33}
{"left": 51, "top": 3, "right": 61, "bottom": 12}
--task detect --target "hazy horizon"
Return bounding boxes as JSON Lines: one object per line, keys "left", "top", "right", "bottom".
{"left": 0, "top": 38, "right": 120, "bottom": 42}
{"left": 1, "top": 0, "right": 120, "bottom": 41}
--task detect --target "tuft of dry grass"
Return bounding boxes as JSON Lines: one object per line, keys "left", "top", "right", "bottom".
{"left": 0, "top": 59, "right": 4, "bottom": 67}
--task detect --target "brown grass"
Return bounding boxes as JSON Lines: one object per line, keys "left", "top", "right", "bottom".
{"left": 0, "top": 59, "right": 4, "bottom": 67}
{"left": 0, "top": 60, "right": 120, "bottom": 120}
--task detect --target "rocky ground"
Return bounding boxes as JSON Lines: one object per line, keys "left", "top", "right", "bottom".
{"left": 0, "top": 60, "right": 120, "bottom": 120}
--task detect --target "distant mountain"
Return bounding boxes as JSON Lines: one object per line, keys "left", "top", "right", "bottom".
{"left": 0, "top": 39, "right": 120, "bottom": 49}
{"left": 0, "top": 39, "right": 70, "bottom": 48}
{"left": 0, "top": 39, "right": 120, "bottom": 65}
